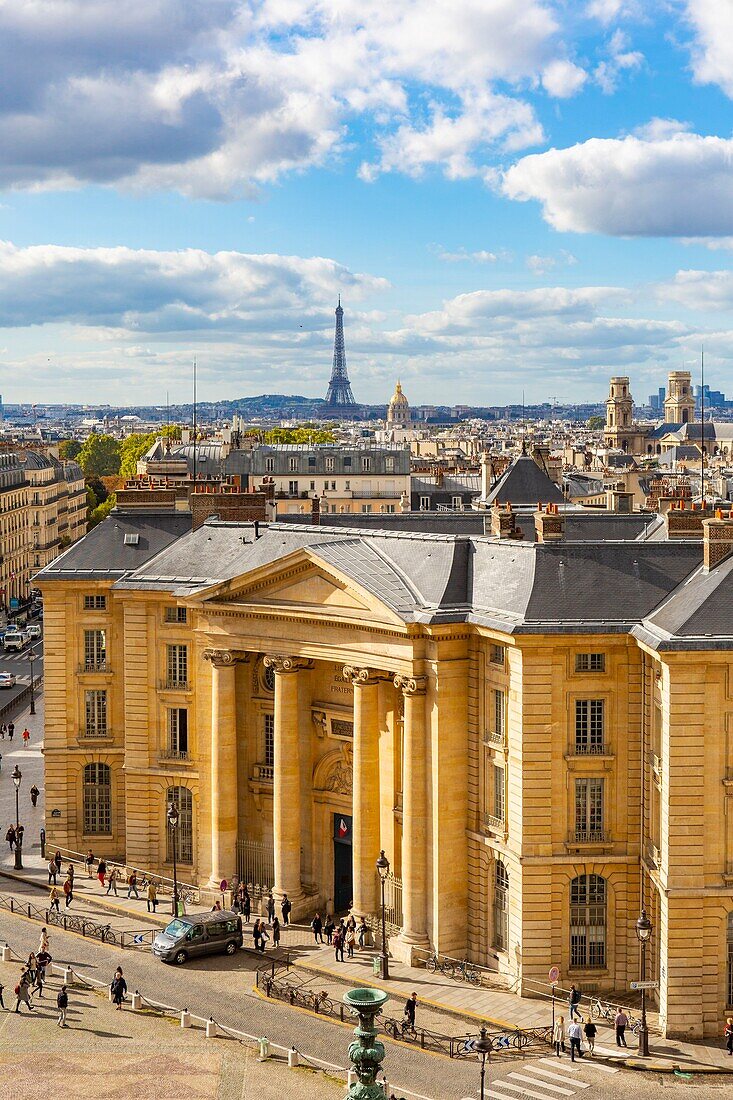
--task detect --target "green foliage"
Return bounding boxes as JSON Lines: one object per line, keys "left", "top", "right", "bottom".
{"left": 263, "top": 427, "right": 336, "bottom": 444}
{"left": 85, "top": 477, "right": 109, "bottom": 505}
{"left": 58, "top": 439, "right": 82, "bottom": 460}
{"left": 119, "top": 432, "right": 157, "bottom": 478}
{"left": 586, "top": 415, "right": 605, "bottom": 431}
{"left": 77, "top": 434, "right": 121, "bottom": 478}
{"left": 86, "top": 486, "right": 98, "bottom": 513}
{"left": 88, "top": 493, "right": 116, "bottom": 529}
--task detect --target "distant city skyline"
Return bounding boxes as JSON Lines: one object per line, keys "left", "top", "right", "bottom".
{"left": 0, "top": 4, "right": 732, "bottom": 405}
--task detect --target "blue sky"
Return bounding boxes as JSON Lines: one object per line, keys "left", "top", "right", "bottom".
{"left": 1, "top": 1, "right": 733, "bottom": 406}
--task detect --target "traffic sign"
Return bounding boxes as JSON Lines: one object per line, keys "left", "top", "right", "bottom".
{"left": 492, "top": 1035, "right": 510, "bottom": 1049}
{"left": 630, "top": 980, "right": 658, "bottom": 990}
{"left": 132, "top": 933, "right": 146, "bottom": 945}
{"left": 548, "top": 966, "right": 560, "bottom": 983}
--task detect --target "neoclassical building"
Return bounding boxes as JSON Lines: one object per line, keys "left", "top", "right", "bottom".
{"left": 38, "top": 498, "right": 733, "bottom": 1039}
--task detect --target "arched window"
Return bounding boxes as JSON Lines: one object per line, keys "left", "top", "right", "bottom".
{"left": 167, "top": 786, "right": 193, "bottom": 863}
{"left": 493, "top": 860, "right": 509, "bottom": 952}
{"left": 570, "top": 874, "right": 606, "bottom": 969}
{"left": 83, "top": 762, "right": 111, "bottom": 835}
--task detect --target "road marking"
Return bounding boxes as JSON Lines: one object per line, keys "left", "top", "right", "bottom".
{"left": 529, "top": 1066, "right": 590, "bottom": 1088}
{"left": 539, "top": 1059, "right": 580, "bottom": 1072}
{"left": 483, "top": 1091, "right": 528, "bottom": 1100}
{"left": 502, "top": 1078, "right": 573, "bottom": 1099}
{"left": 577, "top": 1059, "right": 619, "bottom": 1073}
{"left": 592, "top": 1043, "right": 628, "bottom": 1058}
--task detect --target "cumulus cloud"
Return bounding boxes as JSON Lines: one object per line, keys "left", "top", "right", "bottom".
{"left": 542, "top": 59, "right": 588, "bottom": 98}
{"left": 656, "top": 269, "right": 733, "bottom": 312}
{"left": 434, "top": 248, "right": 500, "bottom": 263}
{"left": 593, "top": 29, "right": 643, "bottom": 93}
{"left": 526, "top": 250, "right": 577, "bottom": 275}
{"left": 502, "top": 132, "right": 733, "bottom": 236}
{"left": 685, "top": 0, "right": 733, "bottom": 97}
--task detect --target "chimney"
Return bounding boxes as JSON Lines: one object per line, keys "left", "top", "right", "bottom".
{"left": 480, "top": 452, "right": 493, "bottom": 506}
{"left": 400, "top": 490, "right": 410, "bottom": 513}
{"left": 311, "top": 494, "right": 321, "bottom": 526}
{"left": 535, "top": 502, "right": 565, "bottom": 543}
{"left": 605, "top": 480, "right": 634, "bottom": 513}
{"left": 491, "top": 502, "right": 523, "bottom": 539}
{"left": 665, "top": 499, "right": 710, "bottom": 539}
{"left": 702, "top": 512, "right": 733, "bottom": 570}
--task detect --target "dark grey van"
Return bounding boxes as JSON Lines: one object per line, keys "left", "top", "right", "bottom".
{"left": 152, "top": 911, "right": 243, "bottom": 965}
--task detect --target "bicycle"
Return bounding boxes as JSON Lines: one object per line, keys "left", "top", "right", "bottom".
{"left": 451, "top": 959, "right": 481, "bottom": 986}
{"left": 425, "top": 953, "right": 454, "bottom": 978}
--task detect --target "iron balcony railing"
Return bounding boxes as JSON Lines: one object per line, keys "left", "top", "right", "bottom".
{"left": 78, "top": 728, "right": 113, "bottom": 740}
{"left": 159, "top": 748, "right": 190, "bottom": 762}
{"left": 483, "top": 812, "right": 505, "bottom": 831}
{"left": 573, "top": 829, "right": 608, "bottom": 844}
{"left": 573, "top": 741, "right": 607, "bottom": 755}
{"left": 484, "top": 729, "right": 506, "bottom": 747}
{"left": 159, "top": 678, "right": 191, "bottom": 692}
{"left": 78, "top": 662, "right": 111, "bottom": 674}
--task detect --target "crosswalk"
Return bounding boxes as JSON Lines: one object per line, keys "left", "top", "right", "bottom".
{"left": 464, "top": 1048, "right": 626, "bottom": 1100}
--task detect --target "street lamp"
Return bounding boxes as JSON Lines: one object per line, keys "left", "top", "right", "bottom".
{"left": 635, "top": 908, "right": 653, "bottom": 1056}
{"left": 12, "top": 765, "right": 22, "bottom": 870}
{"left": 27, "top": 648, "right": 36, "bottom": 716}
{"left": 476, "top": 1026, "right": 493, "bottom": 1100}
{"left": 376, "top": 849, "right": 390, "bottom": 980}
{"left": 167, "top": 801, "right": 179, "bottom": 917}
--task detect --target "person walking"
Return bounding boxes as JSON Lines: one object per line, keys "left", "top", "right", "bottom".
{"left": 553, "top": 1014, "right": 566, "bottom": 1057}
{"left": 5, "top": 825, "right": 15, "bottom": 852}
{"left": 281, "top": 894, "right": 291, "bottom": 926}
{"left": 26, "top": 954, "right": 37, "bottom": 984}
{"left": 85, "top": 849, "right": 95, "bottom": 878}
{"left": 62, "top": 875, "right": 73, "bottom": 908}
{"left": 725, "top": 1016, "right": 733, "bottom": 1056}
{"left": 252, "top": 919, "right": 261, "bottom": 952}
{"left": 110, "top": 967, "right": 127, "bottom": 1010}
{"left": 568, "top": 984, "right": 582, "bottom": 1021}
{"left": 357, "top": 918, "right": 368, "bottom": 949}
{"left": 1, "top": 723, "right": 6, "bottom": 740}
{"left": 49, "top": 885, "right": 60, "bottom": 913}
{"left": 57, "top": 985, "right": 68, "bottom": 1027}
{"left": 38, "top": 928, "right": 49, "bottom": 955}
{"left": 29, "top": 784, "right": 39, "bottom": 808}
{"left": 346, "top": 924, "right": 356, "bottom": 959}
{"left": 8, "top": 722, "right": 14, "bottom": 741}
{"left": 47, "top": 858, "right": 57, "bottom": 885}
{"left": 242, "top": 888, "right": 251, "bottom": 923}
{"left": 311, "top": 912, "right": 323, "bottom": 944}
{"left": 97, "top": 858, "right": 107, "bottom": 888}
{"left": 22, "top": 728, "right": 30, "bottom": 746}
{"left": 106, "top": 867, "right": 118, "bottom": 896}
{"left": 54, "top": 850, "right": 62, "bottom": 875}
{"left": 36, "top": 949, "right": 52, "bottom": 986}
{"left": 403, "top": 992, "right": 418, "bottom": 1035}
{"left": 0, "top": 980, "right": 5, "bottom": 1010}
{"left": 583, "top": 1018, "right": 597, "bottom": 1054}
{"left": 266, "top": 892, "right": 275, "bottom": 923}
{"left": 567, "top": 1018, "right": 584, "bottom": 1061}
{"left": 272, "top": 916, "right": 281, "bottom": 949}
{"left": 146, "top": 881, "right": 158, "bottom": 913}
{"left": 127, "top": 870, "right": 139, "bottom": 899}
{"left": 324, "top": 915, "right": 335, "bottom": 945}
{"left": 614, "top": 1008, "right": 629, "bottom": 1047}
{"left": 14, "top": 971, "right": 33, "bottom": 1012}
{"left": 16, "top": 824, "right": 24, "bottom": 850}
{"left": 333, "top": 927, "right": 344, "bottom": 963}
{"left": 259, "top": 923, "right": 269, "bottom": 952}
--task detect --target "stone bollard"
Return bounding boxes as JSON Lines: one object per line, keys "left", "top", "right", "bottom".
{"left": 180, "top": 1009, "right": 191, "bottom": 1028}
{"left": 1, "top": 944, "right": 11, "bottom": 963}
{"left": 288, "top": 1048, "right": 299, "bottom": 1068}
{"left": 63, "top": 967, "right": 73, "bottom": 986}
{"left": 258, "top": 1037, "right": 271, "bottom": 1061}
{"left": 131, "top": 991, "right": 142, "bottom": 1011}
{"left": 206, "top": 1018, "right": 217, "bottom": 1039}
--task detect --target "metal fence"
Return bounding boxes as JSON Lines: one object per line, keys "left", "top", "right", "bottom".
{"left": 367, "top": 870, "right": 403, "bottom": 943}
{"left": 236, "top": 838, "right": 275, "bottom": 899}
{"left": 0, "top": 891, "right": 156, "bottom": 950}
{"left": 50, "top": 846, "right": 200, "bottom": 905}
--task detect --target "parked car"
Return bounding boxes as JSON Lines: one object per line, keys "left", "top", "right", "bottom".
{"left": 152, "top": 911, "right": 243, "bottom": 965}
{"left": 3, "top": 631, "right": 29, "bottom": 652}
{"left": 26, "top": 624, "right": 41, "bottom": 640}
{"left": 0, "top": 672, "right": 17, "bottom": 689}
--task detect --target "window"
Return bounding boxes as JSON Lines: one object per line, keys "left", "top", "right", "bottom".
{"left": 490, "top": 644, "right": 505, "bottom": 665}
{"left": 345, "top": 480, "right": 350, "bottom": 490}
{"left": 310, "top": 481, "right": 316, "bottom": 491}
{"left": 84, "top": 629, "right": 106, "bottom": 671}
{"left": 83, "top": 763, "right": 111, "bottom": 835}
{"left": 343, "top": 457, "right": 352, "bottom": 468}
{"left": 288, "top": 480, "right": 298, "bottom": 495}
{"left": 83, "top": 594, "right": 106, "bottom": 610}
{"left": 575, "top": 653, "right": 605, "bottom": 673}
{"left": 165, "top": 606, "right": 187, "bottom": 624}
{"left": 493, "top": 860, "right": 509, "bottom": 952}
{"left": 263, "top": 662, "right": 275, "bottom": 693}
{"left": 419, "top": 496, "right": 430, "bottom": 511}
{"left": 264, "top": 712, "right": 274, "bottom": 767}
{"left": 265, "top": 456, "right": 274, "bottom": 473}
{"left": 166, "top": 786, "right": 193, "bottom": 863}
{"left": 361, "top": 504, "right": 372, "bottom": 513}
{"left": 575, "top": 699, "right": 605, "bottom": 754}
{"left": 361, "top": 456, "right": 371, "bottom": 472}
{"left": 493, "top": 763, "right": 505, "bottom": 822}
{"left": 166, "top": 644, "right": 188, "bottom": 687}
{"left": 728, "top": 913, "right": 733, "bottom": 1007}
{"left": 385, "top": 456, "right": 395, "bottom": 472}
{"left": 308, "top": 455, "right": 316, "bottom": 468}
{"left": 324, "top": 481, "right": 329, "bottom": 491}
{"left": 84, "top": 690, "right": 107, "bottom": 736}
{"left": 574, "top": 778, "right": 605, "bottom": 841}
{"left": 452, "top": 495, "right": 462, "bottom": 510}
{"left": 384, "top": 504, "right": 395, "bottom": 513}
{"left": 330, "top": 481, "right": 336, "bottom": 490}
{"left": 325, "top": 457, "right": 335, "bottom": 472}
{"left": 288, "top": 457, "right": 298, "bottom": 472}
{"left": 570, "top": 874, "right": 606, "bottom": 968}
{"left": 492, "top": 689, "right": 505, "bottom": 739}
{"left": 168, "top": 708, "right": 188, "bottom": 756}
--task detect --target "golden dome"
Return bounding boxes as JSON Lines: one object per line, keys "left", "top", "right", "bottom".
{"left": 389, "top": 380, "right": 409, "bottom": 406}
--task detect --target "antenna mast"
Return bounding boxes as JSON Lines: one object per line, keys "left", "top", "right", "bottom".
{"left": 700, "top": 345, "right": 705, "bottom": 505}
{"left": 192, "top": 357, "right": 197, "bottom": 483}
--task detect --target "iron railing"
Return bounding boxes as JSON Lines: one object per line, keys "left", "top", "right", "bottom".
{"left": 0, "top": 891, "right": 156, "bottom": 949}
{"left": 236, "top": 838, "right": 274, "bottom": 898}
{"left": 159, "top": 679, "right": 191, "bottom": 692}
{"left": 48, "top": 846, "right": 200, "bottom": 905}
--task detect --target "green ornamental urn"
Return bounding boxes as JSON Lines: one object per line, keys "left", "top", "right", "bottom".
{"left": 343, "top": 987, "right": 389, "bottom": 1099}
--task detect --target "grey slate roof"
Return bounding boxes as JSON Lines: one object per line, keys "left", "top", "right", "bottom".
{"left": 484, "top": 454, "right": 565, "bottom": 506}
{"left": 37, "top": 510, "right": 193, "bottom": 581}
{"left": 634, "top": 553, "right": 733, "bottom": 649}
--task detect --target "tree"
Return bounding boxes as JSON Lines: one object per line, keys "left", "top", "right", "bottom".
{"left": 119, "top": 433, "right": 157, "bottom": 478}
{"left": 587, "top": 415, "right": 605, "bottom": 431}
{"left": 58, "top": 439, "right": 82, "bottom": 460}
{"left": 77, "top": 434, "right": 121, "bottom": 478}
{"left": 263, "top": 427, "right": 336, "bottom": 444}
{"left": 86, "top": 477, "right": 108, "bottom": 506}
{"left": 88, "top": 494, "right": 116, "bottom": 529}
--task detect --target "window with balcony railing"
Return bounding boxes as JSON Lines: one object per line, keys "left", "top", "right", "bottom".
{"left": 163, "top": 707, "right": 188, "bottom": 759}
{"left": 83, "top": 629, "right": 106, "bottom": 671}
{"left": 574, "top": 699, "right": 605, "bottom": 754}
{"left": 84, "top": 689, "right": 107, "bottom": 737}
{"left": 574, "top": 777, "right": 605, "bottom": 842}
{"left": 165, "top": 644, "right": 188, "bottom": 688}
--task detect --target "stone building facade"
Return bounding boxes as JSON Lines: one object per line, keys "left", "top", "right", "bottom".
{"left": 37, "top": 504, "right": 733, "bottom": 1040}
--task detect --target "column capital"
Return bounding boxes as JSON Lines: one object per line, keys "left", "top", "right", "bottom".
{"left": 203, "top": 647, "right": 237, "bottom": 668}
{"left": 263, "top": 654, "right": 312, "bottom": 675}
{"left": 342, "top": 665, "right": 391, "bottom": 687}
{"left": 393, "top": 673, "right": 427, "bottom": 696}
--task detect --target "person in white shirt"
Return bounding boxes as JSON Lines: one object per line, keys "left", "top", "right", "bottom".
{"left": 567, "top": 1018, "right": 584, "bottom": 1061}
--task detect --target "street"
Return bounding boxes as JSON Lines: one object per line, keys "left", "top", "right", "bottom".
{"left": 0, "top": 634, "right": 43, "bottom": 724}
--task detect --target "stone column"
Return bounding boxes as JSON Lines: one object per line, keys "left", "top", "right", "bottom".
{"left": 393, "top": 674, "right": 429, "bottom": 962}
{"left": 343, "top": 666, "right": 385, "bottom": 920}
{"left": 203, "top": 648, "right": 238, "bottom": 888}
{"left": 264, "top": 655, "right": 309, "bottom": 911}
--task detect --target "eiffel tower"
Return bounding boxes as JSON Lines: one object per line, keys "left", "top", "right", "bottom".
{"left": 324, "top": 297, "right": 356, "bottom": 406}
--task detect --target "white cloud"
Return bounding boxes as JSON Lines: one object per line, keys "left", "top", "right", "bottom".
{"left": 656, "top": 269, "right": 733, "bottom": 312}
{"left": 681, "top": 237, "right": 733, "bottom": 250}
{"left": 502, "top": 132, "right": 733, "bottom": 236}
{"left": 633, "top": 117, "right": 691, "bottom": 141}
{"left": 435, "top": 248, "right": 499, "bottom": 263}
{"left": 685, "top": 0, "right": 733, "bottom": 97}
{"left": 542, "top": 59, "right": 588, "bottom": 98}
{"left": 593, "top": 28, "right": 643, "bottom": 93}
{"left": 526, "top": 250, "right": 577, "bottom": 275}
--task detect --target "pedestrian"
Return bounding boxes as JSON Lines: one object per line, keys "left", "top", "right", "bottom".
{"left": 16, "top": 824, "right": 24, "bottom": 849}
{"left": 403, "top": 992, "right": 418, "bottom": 1035}
{"left": 583, "top": 1018, "right": 597, "bottom": 1054}
{"left": 0, "top": 980, "right": 4, "bottom": 1009}
{"left": 242, "top": 888, "right": 251, "bottom": 923}
{"left": 567, "top": 1018, "right": 584, "bottom": 1061}
{"left": 553, "top": 1014, "right": 566, "bottom": 1056}
{"left": 110, "top": 967, "right": 127, "bottom": 1010}
{"left": 210, "top": 900, "right": 221, "bottom": 912}
{"left": 54, "top": 849, "right": 62, "bottom": 875}
{"left": 14, "top": 971, "right": 33, "bottom": 1012}
{"left": 38, "top": 927, "right": 49, "bottom": 955}
{"left": 725, "top": 1017, "right": 733, "bottom": 1056}
{"left": 281, "top": 893, "right": 291, "bottom": 925}
{"left": 26, "top": 953, "right": 37, "bottom": 984}
{"left": 36, "top": 949, "right": 52, "bottom": 985}
{"left": 568, "top": 983, "right": 582, "bottom": 1021}
{"left": 127, "top": 870, "right": 139, "bottom": 899}
{"left": 32, "top": 966, "right": 44, "bottom": 1000}
{"left": 47, "top": 858, "right": 58, "bottom": 885}
{"left": 57, "top": 984, "right": 68, "bottom": 1027}
{"left": 0, "top": 751, "right": 2, "bottom": 771}
{"left": 97, "top": 858, "right": 107, "bottom": 887}
{"left": 29, "top": 784, "right": 39, "bottom": 808}
{"left": 66, "top": 862, "right": 74, "bottom": 882}
{"left": 311, "top": 912, "right": 323, "bottom": 944}
{"left": 8, "top": 722, "right": 14, "bottom": 741}
{"left": 614, "top": 1008, "right": 629, "bottom": 1047}
{"left": 259, "top": 923, "right": 269, "bottom": 952}
{"left": 324, "top": 915, "right": 334, "bottom": 945}
{"left": 5, "top": 825, "right": 15, "bottom": 851}
{"left": 146, "top": 881, "right": 158, "bottom": 913}
{"left": 106, "top": 867, "right": 118, "bottom": 895}
{"left": 272, "top": 916, "right": 281, "bottom": 949}
{"left": 252, "top": 919, "right": 261, "bottom": 952}
{"left": 63, "top": 875, "right": 73, "bottom": 908}
{"left": 333, "top": 928, "right": 344, "bottom": 962}
{"left": 22, "top": 728, "right": 30, "bottom": 746}
{"left": 357, "top": 918, "right": 368, "bottom": 949}
{"left": 266, "top": 892, "right": 275, "bottom": 923}
{"left": 85, "top": 849, "right": 95, "bottom": 877}
{"left": 346, "top": 925, "right": 356, "bottom": 958}
{"left": 0, "top": 723, "right": 5, "bottom": 740}
{"left": 49, "top": 885, "right": 60, "bottom": 912}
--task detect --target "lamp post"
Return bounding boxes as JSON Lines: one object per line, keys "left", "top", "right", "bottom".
{"left": 635, "top": 907, "right": 653, "bottom": 1057}
{"left": 27, "top": 648, "right": 36, "bottom": 716}
{"left": 376, "top": 849, "right": 390, "bottom": 980}
{"left": 476, "top": 1025, "right": 493, "bottom": 1100}
{"left": 12, "top": 765, "right": 22, "bottom": 870}
{"left": 167, "top": 801, "right": 179, "bottom": 916}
